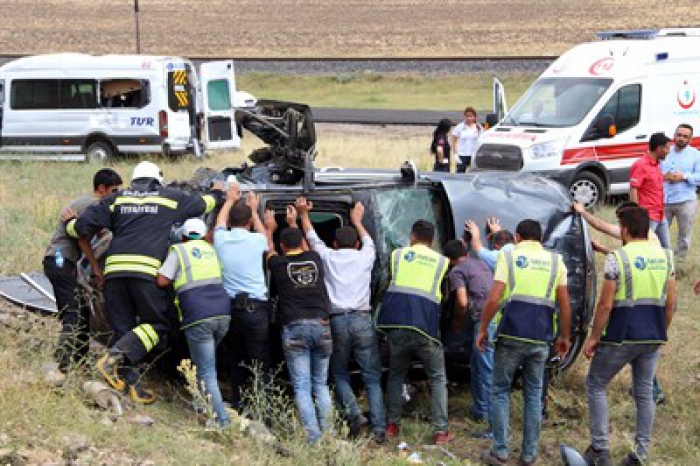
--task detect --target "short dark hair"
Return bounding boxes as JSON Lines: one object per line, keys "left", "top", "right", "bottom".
{"left": 492, "top": 229, "right": 515, "bottom": 248}
{"left": 228, "top": 201, "right": 252, "bottom": 227}
{"left": 516, "top": 219, "right": 542, "bottom": 242}
{"left": 411, "top": 219, "right": 435, "bottom": 244}
{"left": 615, "top": 200, "right": 639, "bottom": 216}
{"left": 676, "top": 123, "right": 694, "bottom": 136}
{"left": 617, "top": 206, "right": 649, "bottom": 239}
{"left": 280, "top": 227, "right": 303, "bottom": 249}
{"left": 335, "top": 226, "right": 359, "bottom": 248}
{"left": 649, "top": 132, "right": 671, "bottom": 152}
{"left": 93, "top": 169, "right": 122, "bottom": 190}
{"left": 443, "top": 239, "right": 467, "bottom": 260}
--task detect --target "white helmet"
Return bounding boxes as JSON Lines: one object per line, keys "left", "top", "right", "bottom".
{"left": 131, "top": 161, "right": 163, "bottom": 184}
{"left": 181, "top": 218, "right": 207, "bottom": 240}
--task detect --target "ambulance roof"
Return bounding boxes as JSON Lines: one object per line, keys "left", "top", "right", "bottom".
{"left": 0, "top": 54, "right": 190, "bottom": 73}
{"left": 542, "top": 29, "right": 700, "bottom": 80}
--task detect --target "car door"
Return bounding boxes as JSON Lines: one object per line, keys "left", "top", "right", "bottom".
{"left": 199, "top": 61, "right": 240, "bottom": 150}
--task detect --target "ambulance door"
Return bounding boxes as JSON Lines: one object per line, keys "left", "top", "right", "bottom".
{"left": 199, "top": 61, "right": 240, "bottom": 150}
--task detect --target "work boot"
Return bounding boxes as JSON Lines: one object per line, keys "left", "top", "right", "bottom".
{"left": 127, "top": 383, "right": 157, "bottom": 405}
{"left": 582, "top": 445, "right": 612, "bottom": 466}
{"left": 96, "top": 351, "right": 125, "bottom": 391}
{"left": 620, "top": 452, "right": 644, "bottom": 465}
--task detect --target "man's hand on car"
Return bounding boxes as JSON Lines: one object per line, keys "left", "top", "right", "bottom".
{"left": 555, "top": 336, "right": 571, "bottom": 358}
{"left": 572, "top": 201, "right": 586, "bottom": 214}
{"left": 226, "top": 183, "right": 241, "bottom": 203}
{"left": 350, "top": 201, "right": 365, "bottom": 226}
{"left": 295, "top": 197, "right": 313, "bottom": 216}
{"left": 486, "top": 216, "right": 501, "bottom": 235}
{"left": 286, "top": 205, "right": 299, "bottom": 227}
{"left": 61, "top": 208, "right": 77, "bottom": 222}
{"left": 264, "top": 209, "right": 277, "bottom": 232}
{"left": 247, "top": 191, "right": 260, "bottom": 212}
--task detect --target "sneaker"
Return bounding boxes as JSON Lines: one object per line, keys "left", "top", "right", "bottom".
{"left": 480, "top": 449, "right": 508, "bottom": 465}
{"left": 348, "top": 414, "right": 368, "bottom": 437}
{"left": 371, "top": 431, "right": 387, "bottom": 444}
{"left": 434, "top": 430, "right": 455, "bottom": 445}
{"left": 654, "top": 392, "right": 666, "bottom": 405}
{"left": 620, "top": 453, "right": 644, "bottom": 465}
{"left": 385, "top": 422, "right": 400, "bottom": 438}
{"left": 96, "top": 352, "right": 125, "bottom": 391}
{"left": 518, "top": 459, "right": 536, "bottom": 466}
{"left": 470, "top": 428, "right": 493, "bottom": 439}
{"left": 582, "top": 445, "right": 612, "bottom": 466}
{"left": 127, "top": 384, "right": 157, "bottom": 404}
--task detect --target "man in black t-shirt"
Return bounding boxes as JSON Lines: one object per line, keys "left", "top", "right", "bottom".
{"left": 264, "top": 208, "right": 333, "bottom": 443}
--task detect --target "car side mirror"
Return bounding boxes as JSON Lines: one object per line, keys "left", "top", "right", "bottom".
{"left": 597, "top": 114, "right": 616, "bottom": 138}
{"left": 485, "top": 113, "right": 499, "bottom": 129}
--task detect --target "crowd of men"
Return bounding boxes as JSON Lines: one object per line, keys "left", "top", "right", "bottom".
{"left": 41, "top": 126, "right": 696, "bottom": 463}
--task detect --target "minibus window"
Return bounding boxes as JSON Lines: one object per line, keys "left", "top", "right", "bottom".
{"left": 99, "top": 79, "right": 150, "bottom": 109}
{"left": 504, "top": 78, "right": 612, "bottom": 128}
{"left": 11, "top": 80, "right": 60, "bottom": 109}
{"left": 60, "top": 80, "right": 98, "bottom": 109}
{"left": 207, "top": 80, "right": 231, "bottom": 111}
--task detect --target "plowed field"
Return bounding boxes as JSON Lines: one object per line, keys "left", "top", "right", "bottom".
{"left": 1, "top": 0, "right": 699, "bottom": 58}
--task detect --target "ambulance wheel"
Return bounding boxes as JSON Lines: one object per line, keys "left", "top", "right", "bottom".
{"left": 570, "top": 172, "right": 604, "bottom": 209}
{"left": 85, "top": 141, "right": 115, "bottom": 163}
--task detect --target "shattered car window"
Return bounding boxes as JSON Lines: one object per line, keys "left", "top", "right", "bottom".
{"left": 372, "top": 187, "right": 448, "bottom": 297}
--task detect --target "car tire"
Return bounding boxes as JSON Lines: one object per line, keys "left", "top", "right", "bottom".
{"left": 85, "top": 141, "right": 115, "bottom": 163}
{"left": 569, "top": 171, "right": 605, "bottom": 208}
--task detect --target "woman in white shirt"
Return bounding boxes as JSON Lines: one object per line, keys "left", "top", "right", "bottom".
{"left": 451, "top": 107, "right": 482, "bottom": 173}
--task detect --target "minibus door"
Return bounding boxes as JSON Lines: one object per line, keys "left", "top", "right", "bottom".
{"left": 199, "top": 61, "right": 240, "bottom": 150}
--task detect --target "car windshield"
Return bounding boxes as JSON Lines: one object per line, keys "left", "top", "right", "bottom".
{"left": 502, "top": 77, "right": 613, "bottom": 128}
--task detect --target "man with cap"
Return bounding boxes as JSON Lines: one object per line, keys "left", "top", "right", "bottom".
{"left": 156, "top": 218, "right": 231, "bottom": 427}
{"left": 629, "top": 132, "right": 673, "bottom": 249}
{"left": 73, "top": 161, "right": 224, "bottom": 404}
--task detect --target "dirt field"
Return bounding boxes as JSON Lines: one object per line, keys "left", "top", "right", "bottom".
{"left": 1, "top": 0, "right": 699, "bottom": 58}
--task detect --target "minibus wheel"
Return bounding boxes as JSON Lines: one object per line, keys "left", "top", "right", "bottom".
{"left": 85, "top": 141, "right": 114, "bottom": 163}
{"left": 569, "top": 172, "right": 604, "bottom": 208}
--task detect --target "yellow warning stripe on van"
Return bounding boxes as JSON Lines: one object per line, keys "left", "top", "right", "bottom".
{"left": 172, "top": 70, "right": 188, "bottom": 85}
{"left": 175, "top": 91, "right": 189, "bottom": 107}
{"left": 113, "top": 196, "right": 178, "bottom": 209}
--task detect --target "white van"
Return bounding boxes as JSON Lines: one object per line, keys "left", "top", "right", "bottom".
{"left": 473, "top": 28, "right": 700, "bottom": 207}
{"left": 0, "top": 54, "right": 250, "bottom": 161}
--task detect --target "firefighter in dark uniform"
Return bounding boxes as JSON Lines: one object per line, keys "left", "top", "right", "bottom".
{"left": 72, "top": 161, "right": 224, "bottom": 403}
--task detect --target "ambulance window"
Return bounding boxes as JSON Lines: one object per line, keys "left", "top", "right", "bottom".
{"left": 11, "top": 80, "right": 60, "bottom": 109}
{"left": 0, "top": 80, "right": 4, "bottom": 106}
{"left": 60, "top": 80, "right": 98, "bottom": 109}
{"left": 586, "top": 84, "right": 641, "bottom": 139}
{"left": 99, "top": 79, "right": 150, "bottom": 109}
{"left": 207, "top": 80, "right": 231, "bottom": 111}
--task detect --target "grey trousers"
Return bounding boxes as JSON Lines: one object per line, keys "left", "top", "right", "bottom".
{"left": 665, "top": 199, "right": 697, "bottom": 258}
{"left": 586, "top": 344, "right": 660, "bottom": 459}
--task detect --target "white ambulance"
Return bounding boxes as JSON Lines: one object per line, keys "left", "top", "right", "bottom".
{"left": 0, "top": 54, "right": 251, "bottom": 161}
{"left": 473, "top": 28, "right": 700, "bottom": 207}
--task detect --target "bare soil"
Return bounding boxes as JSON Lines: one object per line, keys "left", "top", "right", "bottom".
{"left": 0, "top": 0, "right": 698, "bottom": 58}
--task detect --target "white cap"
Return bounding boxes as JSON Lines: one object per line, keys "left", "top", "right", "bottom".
{"left": 181, "top": 218, "right": 207, "bottom": 239}
{"left": 131, "top": 161, "right": 163, "bottom": 184}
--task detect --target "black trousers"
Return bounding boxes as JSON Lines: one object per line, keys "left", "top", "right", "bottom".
{"left": 224, "top": 300, "right": 272, "bottom": 408}
{"left": 103, "top": 277, "right": 172, "bottom": 384}
{"left": 43, "top": 256, "right": 90, "bottom": 371}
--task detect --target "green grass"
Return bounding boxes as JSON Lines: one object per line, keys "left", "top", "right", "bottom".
{"left": 238, "top": 71, "right": 537, "bottom": 111}
{"left": 1, "top": 130, "right": 700, "bottom": 464}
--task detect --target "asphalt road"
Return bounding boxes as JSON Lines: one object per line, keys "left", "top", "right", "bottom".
{"left": 311, "top": 108, "right": 478, "bottom": 126}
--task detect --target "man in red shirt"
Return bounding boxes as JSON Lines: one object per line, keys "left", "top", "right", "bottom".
{"left": 629, "top": 132, "right": 672, "bottom": 249}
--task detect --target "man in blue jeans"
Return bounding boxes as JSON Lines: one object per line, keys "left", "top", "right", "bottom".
{"left": 444, "top": 239, "right": 495, "bottom": 426}
{"left": 157, "top": 218, "right": 232, "bottom": 427}
{"left": 265, "top": 210, "right": 334, "bottom": 443}
{"left": 293, "top": 197, "right": 386, "bottom": 441}
{"left": 582, "top": 206, "right": 676, "bottom": 466}
{"left": 476, "top": 219, "right": 571, "bottom": 466}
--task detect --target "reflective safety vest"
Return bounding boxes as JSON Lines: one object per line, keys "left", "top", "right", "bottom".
{"left": 601, "top": 242, "right": 673, "bottom": 345}
{"left": 171, "top": 240, "right": 230, "bottom": 329}
{"left": 496, "top": 243, "right": 563, "bottom": 344}
{"left": 377, "top": 244, "right": 448, "bottom": 343}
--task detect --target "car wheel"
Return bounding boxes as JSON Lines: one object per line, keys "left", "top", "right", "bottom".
{"left": 569, "top": 172, "right": 604, "bottom": 208}
{"left": 85, "top": 141, "right": 114, "bottom": 163}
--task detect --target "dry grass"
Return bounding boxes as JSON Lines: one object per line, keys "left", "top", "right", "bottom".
{"left": 0, "top": 127, "right": 699, "bottom": 464}
{"left": 0, "top": 0, "right": 699, "bottom": 58}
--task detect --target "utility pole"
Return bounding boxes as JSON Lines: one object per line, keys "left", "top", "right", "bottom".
{"left": 134, "top": 0, "right": 141, "bottom": 54}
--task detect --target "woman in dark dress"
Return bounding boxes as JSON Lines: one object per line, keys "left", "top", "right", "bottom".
{"left": 430, "top": 118, "right": 453, "bottom": 172}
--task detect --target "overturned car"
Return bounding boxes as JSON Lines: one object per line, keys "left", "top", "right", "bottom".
{"left": 77, "top": 100, "right": 595, "bottom": 378}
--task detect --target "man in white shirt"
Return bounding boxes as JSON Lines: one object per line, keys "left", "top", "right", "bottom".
{"left": 292, "top": 197, "right": 386, "bottom": 442}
